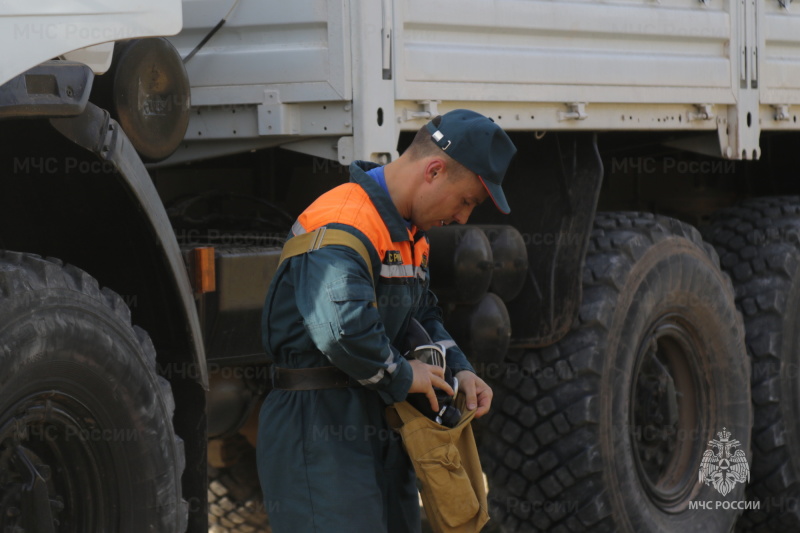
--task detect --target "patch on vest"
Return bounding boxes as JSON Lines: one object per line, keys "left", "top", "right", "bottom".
{"left": 384, "top": 250, "right": 403, "bottom": 265}
{"left": 420, "top": 253, "right": 429, "bottom": 269}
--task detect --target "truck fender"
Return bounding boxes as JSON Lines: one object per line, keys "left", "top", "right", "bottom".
{"left": 49, "top": 102, "right": 208, "bottom": 388}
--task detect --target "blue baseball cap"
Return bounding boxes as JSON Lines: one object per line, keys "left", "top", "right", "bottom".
{"left": 425, "top": 109, "right": 516, "bottom": 214}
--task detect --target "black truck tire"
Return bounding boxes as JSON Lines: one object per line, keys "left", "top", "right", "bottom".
{"left": 479, "top": 213, "right": 751, "bottom": 532}
{"left": 703, "top": 197, "right": 800, "bottom": 531}
{"left": 0, "top": 251, "right": 187, "bottom": 532}
{"left": 208, "top": 445, "right": 271, "bottom": 533}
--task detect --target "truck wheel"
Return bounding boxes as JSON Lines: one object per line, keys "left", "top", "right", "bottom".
{"left": 703, "top": 197, "right": 800, "bottom": 531}
{"left": 479, "top": 213, "right": 750, "bottom": 532}
{"left": 208, "top": 446, "right": 271, "bottom": 533}
{"left": 0, "top": 251, "right": 187, "bottom": 532}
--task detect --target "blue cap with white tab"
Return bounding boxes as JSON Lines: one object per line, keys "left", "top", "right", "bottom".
{"left": 425, "top": 109, "right": 516, "bottom": 214}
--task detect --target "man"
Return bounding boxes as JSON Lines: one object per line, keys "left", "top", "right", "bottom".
{"left": 258, "top": 109, "right": 516, "bottom": 532}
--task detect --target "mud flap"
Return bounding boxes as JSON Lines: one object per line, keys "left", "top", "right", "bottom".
{"left": 487, "top": 132, "right": 604, "bottom": 347}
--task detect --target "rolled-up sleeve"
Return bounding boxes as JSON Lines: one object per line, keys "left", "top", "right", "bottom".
{"left": 290, "top": 244, "right": 413, "bottom": 403}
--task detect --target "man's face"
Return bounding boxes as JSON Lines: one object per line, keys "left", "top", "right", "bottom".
{"left": 413, "top": 166, "right": 488, "bottom": 230}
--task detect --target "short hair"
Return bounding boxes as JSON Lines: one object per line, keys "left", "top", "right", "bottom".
{"left": 406, "top": 120, "right": 442, "bottom": 160}
{"left": 406, "top": 117, "right": 471, "bottom": 181}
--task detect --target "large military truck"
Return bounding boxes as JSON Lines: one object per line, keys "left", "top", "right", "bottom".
{"left": 162, "top": 2, "right": 800, "bottom": 532}
{"left": 3, "top": 1, "right": 800, "bottom": 532}
{"left": 0, "top": 3, "right": 207, "bottom": 532}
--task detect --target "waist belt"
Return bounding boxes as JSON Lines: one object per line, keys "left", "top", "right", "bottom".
{"left": 271, "top": 365, "right": 362, "bottom": 390}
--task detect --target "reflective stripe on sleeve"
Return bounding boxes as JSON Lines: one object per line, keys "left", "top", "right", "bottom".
{"left": 291, "top": 220, "right": 307, "bottom": 236}
{"left": 357, "top": 351, "right": 398, "bottom": 386}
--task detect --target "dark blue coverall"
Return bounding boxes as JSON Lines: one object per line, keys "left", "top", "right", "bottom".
{"left": 257, "top": 161, "right": 474, "bottom": 532}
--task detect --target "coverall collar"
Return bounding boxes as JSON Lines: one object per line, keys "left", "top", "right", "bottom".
{"left": 350, "top": 160, "right": 414, "bottom": 243}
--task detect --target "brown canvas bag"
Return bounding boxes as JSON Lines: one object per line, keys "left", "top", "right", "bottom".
{"left": 387, "top": 394, "right": 490, "bottom": 533}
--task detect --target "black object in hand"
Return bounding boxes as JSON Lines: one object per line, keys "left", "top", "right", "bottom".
{"left": 405, "top": 344, "right": 462, "bottom": 428}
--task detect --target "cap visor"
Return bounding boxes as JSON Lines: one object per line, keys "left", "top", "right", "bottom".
{"left": 478, "top": 175, "right": 511, "bottom": 214}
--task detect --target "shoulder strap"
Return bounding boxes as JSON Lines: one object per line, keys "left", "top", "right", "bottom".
{"left": 278, "top": 226, "right": 375, "bottom": 284}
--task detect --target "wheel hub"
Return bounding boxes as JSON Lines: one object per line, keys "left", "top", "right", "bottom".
{"left": 630, "top": 315, "right": 705, "bottom": 512}
{"left": 0, "top": 393, "right": 115, "bottom": 532}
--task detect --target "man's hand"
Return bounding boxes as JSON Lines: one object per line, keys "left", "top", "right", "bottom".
{"left": 455, "top": 370, "right": 493, "bottom": 418}
{"left": 407, "top": 358, "right": 454, "bottom": 412}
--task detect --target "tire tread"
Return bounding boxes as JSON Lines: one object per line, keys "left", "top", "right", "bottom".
{"left": 704, "top": 196, "right": 800, "bottom": 531}
{"left": 0, "top": 250, "right": 188, "bottom": 532}
{"left": 481, "top": 212, "right": 745, "bottom": 532}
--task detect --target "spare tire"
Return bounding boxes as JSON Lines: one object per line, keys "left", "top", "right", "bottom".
{"left": 91, "top": 38, "right": 191, "bottom": 162}
{"left": 703, "top": 196, "right": 800, "bottom": 531}
{"left": 209, "top": 441, "right": 271, "bottom": 533}
{"left": 479, "top": 213, "right": 751, "bottom": 532}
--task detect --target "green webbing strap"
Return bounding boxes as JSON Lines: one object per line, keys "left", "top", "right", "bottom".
{"left": 278, "top": 226, "right": 374, "bottom": 282}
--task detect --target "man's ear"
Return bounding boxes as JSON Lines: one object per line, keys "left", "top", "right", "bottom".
{"left": 424, "top": 158, "right": 446, "bottom": 183}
